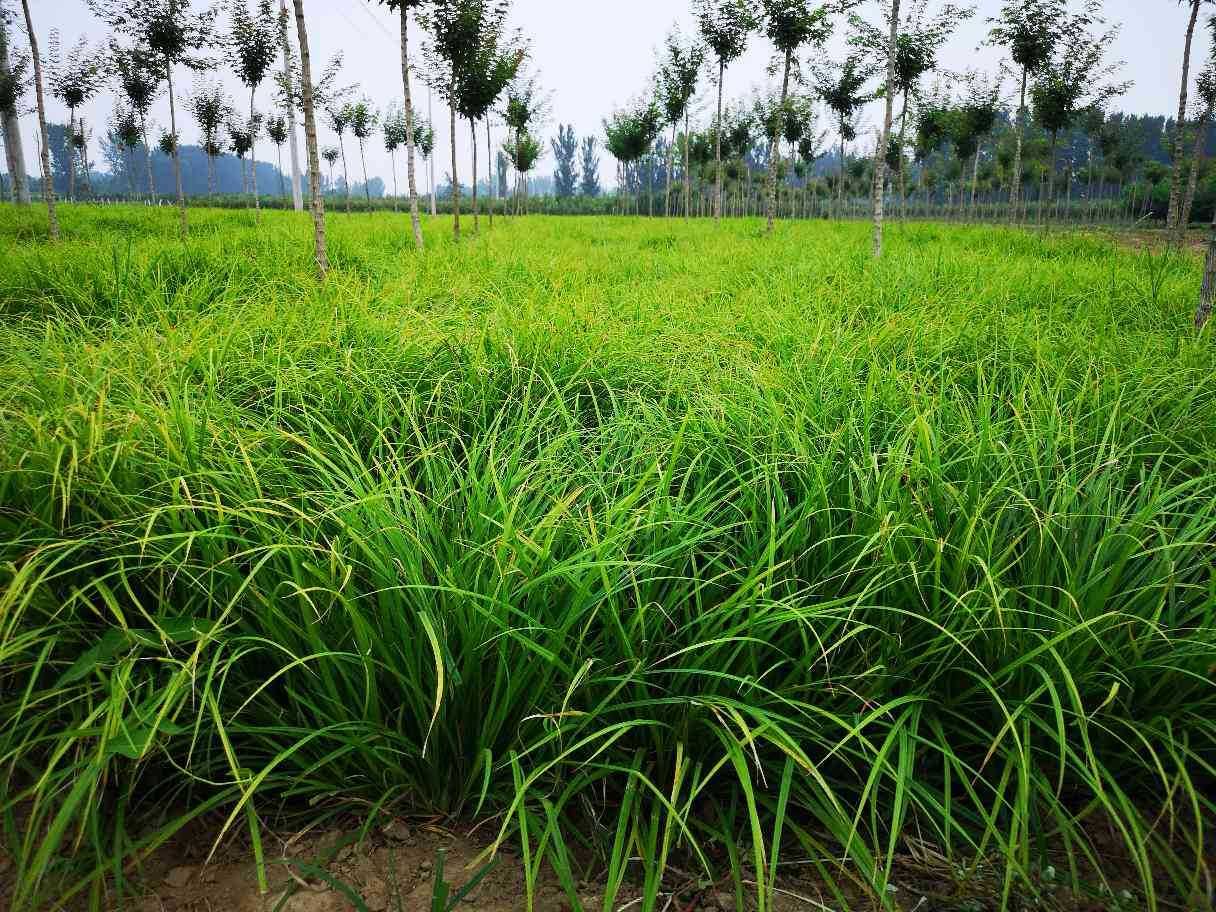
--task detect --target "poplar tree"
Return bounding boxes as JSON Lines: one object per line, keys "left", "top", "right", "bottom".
{"left": 48, "top": 33, "right": 103, "bottom": 202}
{"left": 225, "top": 0, "right": 278, "bottom": 219}
{"left": 695, "top": 0, "right": 756, "bottom": 223}
{"left": 658, "top": 27, "right": 705, "bottom": 218}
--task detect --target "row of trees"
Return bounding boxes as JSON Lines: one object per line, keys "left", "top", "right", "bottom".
{"left": 2, "top": 0, "right": 1216, "bottom": 324}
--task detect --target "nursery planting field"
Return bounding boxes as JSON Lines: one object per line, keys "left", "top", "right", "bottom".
{"left": 1, "top": 205, "right": 1214, "bottom": 911}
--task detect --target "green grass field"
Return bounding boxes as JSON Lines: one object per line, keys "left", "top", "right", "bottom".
{"left": 1, "top": 204, "right": 1215, "bottom": 910}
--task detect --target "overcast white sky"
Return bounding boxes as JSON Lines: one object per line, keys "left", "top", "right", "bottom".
{"left": 9, "top": 0, "right": 1199, "bottom": 190}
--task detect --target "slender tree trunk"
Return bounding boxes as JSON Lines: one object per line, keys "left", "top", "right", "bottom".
{"left": 897, "top": 89, "right": 909, "bottom": 219}
{"left": 0, "top": 13, "right": 29, "bottom": 205}
{"left": 390, "top": 148, "right": 398, "bottom": 210}
{"left": 141, "top": 115, "right": 154, "bottom": 199}
{"left": 486, "top": 118, "right": 493, "bottom": 228}
{"left": 338, "top": 134, "right": 352, "bottom": 212}
{"left": 78, "top": 117, "right": 93, "bottom": 196}
{"left": 714, "top": 58, "right": 724, "bottom": 223}
{"left": 470, "top": 118, "right": 479, "bottom": 234}
{"left": 1182, "top": 105, "right": 1213, "bottom": 230}
{"left": 279, "top": 0, "right": 304, "bottom": 211}
{"left": 165, "top": 59, "right": 187, "bottom": 236}
{"left": 250, "top": 88, "right": 262, "bottom": 221}
{"left": 67, "top": 109, "right": 77, "bottom": 201}
{"left": 20, "top": 0, "right": 57, "bottom": 239}
{"left": 1169, "top": 0, "right": 1202, "bottom": 232}
{"left": 871, "top": 0, "right": 901, "bottom": 257}
{"left": 359, "top": 138, "right": 371, "bottom": 211}
{"left": 399, "top": 4, "right": 423, "bottom": 249}
{"left": 207, "top": 149, "right": 215, "bottom": 197}
{"left": 970, "top": 148, "right": 980, "bottom": 217}
{"left": 766, "top": 49, "right": 793, "bottom": 235}
{"left": 449, "top": 87, "right": 459, "bottom": 240}
{"left": 684, "top": 107, "right": 691, "bottom": 220}
{"left": 277, "top": 144, "right": 286, "bottom": 200}
{"left": 665, "top": 120, "right": 675, "bottom": 217}
{"left": 1011, "top": 67, "right": 1028, "bottom": 221}
{"left": 293, "top": 0, "right": 328, "bottom": 275}
{"left": 428, "top": 85, "right": 436, "bottom": 216}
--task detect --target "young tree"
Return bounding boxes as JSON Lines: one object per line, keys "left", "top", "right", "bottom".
{"left": 110, "top": 42, "right": 160, "bottom": 199}
{"left": 225, "top": 0, "right": 278, "bottom": 220}
{"left": 47, "top": 33, "right": 102, "bottom": 202}
{"left": 321, "top": 143, "right": 339, "bottom": 190}
{"left": 0, "top": 3, "right": 29, "bottom": 204}
{"left": 502, "top": 75, "right": 544, "bottom": 218}
{"left": 579, "top": 135, "right": 601, "bottom": 196}
{"left": 658, "top": 27, "right": 704, "bottom": 218}
{"left": 987, "top": 0, "right": 1067, "bottom": 220}
{"left": 850, "top": 0, "right": 974, "bottom": 208}
{"left": 347, "top": 97, "right": 378, "bottom": 212}
{"left": 19, "top": 0, "right": 57, "bottom": 238}
{"left": 1182, "top": 55, "right": 1216, "bottom": 228}
{"left": 814, "top": 53, "right": 870, "bottom": 208}
{"left": 1168, "top": 0, "right": 1215, "bottom": 230}
{"left": 946, "top": 73, "right": 1000, "bottom": 217}
{"left": 502, "top": 129, "right": 540, "bottom": 212}
{"left": 277, "top": 0, "right": 302, "bottom": 210}
{"left": 604, "top": 99, "right": 663, "bottom": 215}
{"left": 414, "top": 115, "right": 435, "bottom": 210}
{"left": 326, "top": 101, "right": 354, "bottom": 211}
{"left": 227, "top": 115, "right": 258, "bottom": 196}
{"left": 1030, "top": 10, "right": 1126, "bottom": 212}
{"left": 454, "top": 8, "right": 523, "bottom": 234}
{"left": 383, "top": 104, "right": 406, "bottom": 209}
{"left": 292, "top": 0, "right": 327, "bottom": 274}
{"left": 88, "top": 0, "right": 217, "bottom": 237}
{"left": 758, "top": 0, "right": 840, "bottom": 234}
{"left": 267, "top": 112, "right": 289, "bottom": 199}
{"left": 551, "top": 123, "right": 577, "bottom": 198}
{"left": 869, "top": 0, "right": 901, "bottom": 256}
{"left": 424, "top": 0, "right": 484, "bottom": 240}
{"left": 696, "top": 0, "right": 756, "bottom": 223}
{"left": 109, "top": 102, "right": 143, "bottom": 196}
{"left": 373, "top": 0, "right": 428, "bottom": 249}
{"left": 188, "top": 79, "right": 232, "bottom": 197}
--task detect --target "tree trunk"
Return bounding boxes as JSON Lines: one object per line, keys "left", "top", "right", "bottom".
{"left": 250, "top": 87, "right": 261, "bottom": 221}
{"left": 166, "top": 59, "right": 187, "bottom": 236}
{"left": 486, "top": 118, "right": 493, "bottom": 227}
{"left": 683, "top": 107, "right": 691, "bottom": 220}
{"left": 665, "top": 120, "right": 675, "bottom": 217}
{"left": 338, "top": 134, "right": 351, "bottom": 212}
{"left": 278, "top": 144, "right": 286, "bottom": 200}
{"left": 20, "top": 0, "right": 58, "bottom": 240}
{"left": 293, "top": 0, "right": 329, "bottom": 275}
{"left": 390, "top": 148, "right": 398, "bottom": 210}
{"left": 400, "top": 4, "right": 423, "bottom": 249}
{"left": 871, "top": 0, "right": 900, "bottom": 257}
{"left": 279, "top": 0, "right": 304, "bottom": 211}
{"left": 714, "top": 58, "right": 724, "bottom": 223}
{"left": 207, "top": 149, "right": 215, "bottom": 197}
{"left": 428, "top": 85, "right": 436, "bottom": 216}
{"left": 470, "top": 118, "right": 478, "bottom": 233}
{"left": 897, "top": 88, "right": 909, "bottom": 219}
{"left": 0, "top": 12, "right": 30, "bottom": 205}
{"left": 1181, "top": 105, "right": 1213, "bottom": 230}
{"left": 359, "top": 138, "right": 371, "bottom": 211}
{"left": 1011, "top": 66, "right": 1028, "bottom": 221}
{"left": 67, "top": 109, "right": 77, "bottom": 201}
{"left": 765, "top": 49, "right": 793, "bottom": 234}
{"left": 449, "top": 93, "right": 459, "bottom": 239}
{"left": 1169, "top": 0, "right": 1202, "bottom": 232}
{"left": 141, "top": 114, "right": 155, "bottom": 199}
{"left": 970, "top": 147, "right": 980, "bottom": 218}
{"left": 1197, "top": 223, "right": 1216, "bottom": 329}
